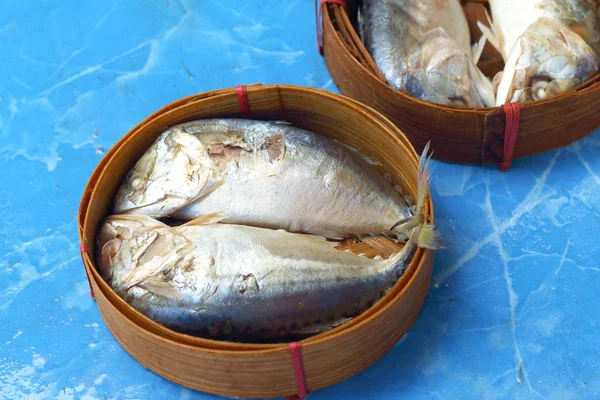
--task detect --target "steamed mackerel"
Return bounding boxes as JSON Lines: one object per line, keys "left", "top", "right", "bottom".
{"left": 96, "top": 214, "right": 435, "bottom": 340}
{"left": 114, "top": 119, "right": 430, "bottom": 239}
{"left": 359, "top": 0, "right": 495, "bottom": 107}
{"left": 480, "top": 0, "right": 599, "bottom": 105}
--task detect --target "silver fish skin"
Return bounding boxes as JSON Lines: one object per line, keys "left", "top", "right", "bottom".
{"left": 359, "top": 0, "right": 495, "bottom": 107}
{"left": 480, "top": 0, "right": 599, "bottom": 105}
{"left": 96, "top": 214, "right": 434, "bottom": 340}
{"left": 535, "top": 1, "right": 600, "bottom": 53}
{"left": 114, "top": 119, "right": 429, "bottom": 239}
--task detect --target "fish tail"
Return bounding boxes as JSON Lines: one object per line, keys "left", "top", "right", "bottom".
{"left": 476, "top": 10, "right": 502, "bottom": 56}
{"left": 389, "top": 142, "right": 433, "bottom": 235}
{"left": 411, "top": 223, "right": 443, "bottom": 250}
{"left": 387, "top": 143, "right": 441, "bottom": 249}
{"left": 385, "top": 224, "right": 441, "bottom": 279}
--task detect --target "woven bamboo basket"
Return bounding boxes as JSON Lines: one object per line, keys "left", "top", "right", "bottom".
{"left": 318, "top": 0, "right": 600, "bottom": 166}
{"left": 77, "top": 84, "right": 434, "bottom": 398}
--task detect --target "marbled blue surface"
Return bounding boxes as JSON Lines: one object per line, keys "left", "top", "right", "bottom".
{"left": 1, "top": 1, "right": 599, "bottom": 399}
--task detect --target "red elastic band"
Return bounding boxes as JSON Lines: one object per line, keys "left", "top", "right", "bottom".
{"left": 235, "top": 85, "right": 251, "bottom": 118}
{"left": 498, "top": 102, "right": 520, "bottom": 171}
{"left": 315, "top": 0, "right": 348, "bottom": 56}
{"left": 80, "top": 244, "right": 95, "bottom": 299}
{"left": 285, "top": 342, "right": 308, "bottom": 400}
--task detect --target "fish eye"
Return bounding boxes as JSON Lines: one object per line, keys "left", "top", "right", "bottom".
{"left": 129, "top": 175, "right": 145, "bottom": 190}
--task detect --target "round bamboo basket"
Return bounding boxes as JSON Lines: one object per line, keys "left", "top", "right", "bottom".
{"left": 319, "top": 0, "right": 600, "bottom": 166}
{"left": 77, "top": 84, "right": 435, "bottom": 398}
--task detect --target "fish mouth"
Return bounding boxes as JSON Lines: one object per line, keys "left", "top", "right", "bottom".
{"left": 99, "top": 238, "right": 122, "bottom": 282}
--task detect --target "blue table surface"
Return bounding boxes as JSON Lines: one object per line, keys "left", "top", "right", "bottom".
{"left": 1, "top": 1, "right": 599, "bottom": 399}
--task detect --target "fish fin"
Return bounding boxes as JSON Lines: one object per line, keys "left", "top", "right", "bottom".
{"left": 104, "top": 214, "right": 169, "bottom": 226}
{"left": 472, "top": 34, "right": 487, "bottom": 65}
{"left": 290, "top": 232, "right": 339, "bottom": 247}
{"left": 360, "top": 236, "right": 403, "bottom": 259}
{"left": 492, "top": 70, "right": 504, "bottom": 92}
{"left": 292, "top": 317, "right": 353, "bottom": 336}
{"left": 182, "top": 211, "right": 225, "bottom": 227}
{"left": 476, "top": 10, "right": 502, "bottom": 56}
{"left": 139, "top": 278, "right": 182, "bottom": 301}
{"left": 172, "top": 179, "right": 227, "bottom": 221}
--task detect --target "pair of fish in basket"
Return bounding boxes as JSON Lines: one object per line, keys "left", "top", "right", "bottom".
{"left": 359, "top": 0, "right": 600, "bottom": 107}
{"left": 97, "top": 119, "right": 439, "bottom": 342}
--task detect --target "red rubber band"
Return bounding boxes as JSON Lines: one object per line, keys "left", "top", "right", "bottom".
{"left": 235, "top": 85, "right": 251, "bottom": 118}
{"left": 315, "top": 0, "right": 348, "bottom": 56}
{"left": 285, "top": 342, "right": 308, "bottom": 400}
{"left": 80, "top": 244, "right": 95, "bottom": 299}
{"left": 498, "top": 102, "right": 520, "bottom": 171}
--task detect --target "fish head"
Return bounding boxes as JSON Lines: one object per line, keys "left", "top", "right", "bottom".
{"left": 496, "top": 18, "right": 599, "bottom": 105}
{"left": 113, "top": 128, "right": 220, "bottom": 217}
{"left": 96, "top": 215, "right": 190, "bottom": 290}
{"left": 97, "top": 217, "right": 139, "bottom": 284}
{"left": 405, "top": 28, "right": 495, "bottom": 108}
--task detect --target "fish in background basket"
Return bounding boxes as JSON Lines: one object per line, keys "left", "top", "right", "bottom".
{"left": 478, "top": 0, "right": 600, "bottom": 105}
{"left": 356, "top": 0, "right": 600, "bottom": 107}
{"left": 358, "top": 0, "right": 495, "bottom": 108}
{"left": 98, "top": 119, "right": 440, "bottom": 342}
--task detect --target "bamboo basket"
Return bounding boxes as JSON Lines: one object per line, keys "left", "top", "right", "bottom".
{"left": 318, "top": 0, "right": 600, "bottom": 166}
{"left": 77, "top": 84, "right": 435, "bottom": 398}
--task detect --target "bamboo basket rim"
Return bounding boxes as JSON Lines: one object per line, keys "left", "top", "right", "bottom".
{"left": 78, "top": 83, "right": 435, "bottom": 352}
{"left": 322, "top": 0, "right": 600, "bottom": 113}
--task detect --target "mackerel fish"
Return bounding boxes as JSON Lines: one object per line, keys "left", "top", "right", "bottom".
{"left": 113, "top": 119, "right": 431, "bottom": 240}
{"left": 96, "top": 213, "right": 438, "bottom": 341}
